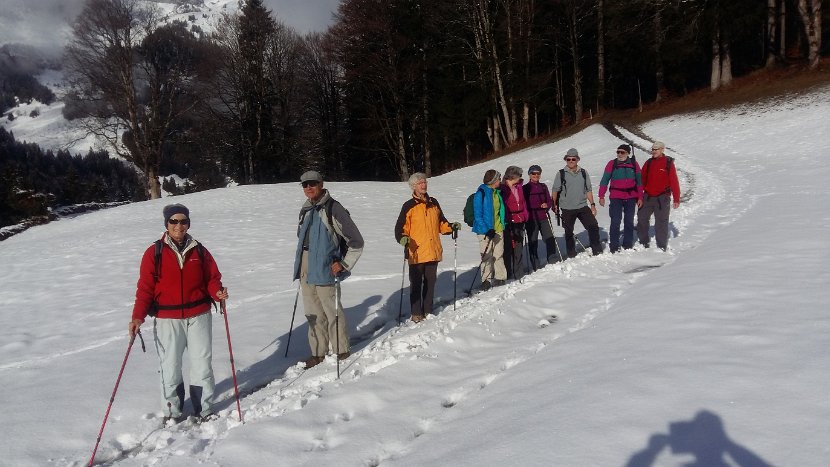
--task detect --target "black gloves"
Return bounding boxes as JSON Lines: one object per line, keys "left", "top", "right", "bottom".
{"left": 485, "top": 229, "right": 496, "bottom": 240}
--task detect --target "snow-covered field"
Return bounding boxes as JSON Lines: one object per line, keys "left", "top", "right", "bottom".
{"left": 1, "top": 84, "right": 829, "bottom": 466}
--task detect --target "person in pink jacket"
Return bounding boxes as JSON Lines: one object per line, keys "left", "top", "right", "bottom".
{"left": 499, "top": 166, "right": 529, "bottom": 280}
{"left": 598, "top": 144, "right": 644, "bottom": 252}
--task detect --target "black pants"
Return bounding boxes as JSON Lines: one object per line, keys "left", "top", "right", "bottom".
{"left": 503, "top": 222, "right": 526, "bottom": 280}
{"left": 561, "top": 207, "right": 602, "bottom": 257}
{"left": 409, "top": 261, "right": 438, "bottom": 316}
{"left": 525, "top": 217, "right": 558, "bottom": 269}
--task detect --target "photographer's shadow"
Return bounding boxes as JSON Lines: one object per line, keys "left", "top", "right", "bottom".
{"left": 626, "top": 410, "right": 772, "bottom": 467}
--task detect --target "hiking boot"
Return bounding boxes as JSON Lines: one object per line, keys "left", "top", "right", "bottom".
{"left": 162, "top": 414, "right": 187, "bottom": 426}
{"left": 337, "top": 351, "right": 350, "bottom": 361}
{"left": 493, "top": 279, "right": 506, "bottom": 287}
{"left": 303, "top": 356, "right": 324, "bottom": 369}
{"left": 199, "top": 413, "right": 219, "bottom": 423}
{"left": 410, "top": 314, "right": 426, "bottom": 323}
{"left": 480, "top": 280, "right": 491, "bottom": 291}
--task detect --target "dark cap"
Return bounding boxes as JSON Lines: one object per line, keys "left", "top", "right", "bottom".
{"left": 163, "top": 203, "right": 189, "bottom": 226}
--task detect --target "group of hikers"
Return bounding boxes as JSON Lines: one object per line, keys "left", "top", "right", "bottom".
{"left": 125, "top": 140, "right": 680, "bottom": 426}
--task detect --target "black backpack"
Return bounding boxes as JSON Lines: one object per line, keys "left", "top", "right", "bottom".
{"left": 149, "top": 239, "right": 212, "bottom": 316}
{"left": 643, "top": 156, "right": 675, "bottom": 195}
{"left": 611, "top": 155, "right": 639, "bottom": 194}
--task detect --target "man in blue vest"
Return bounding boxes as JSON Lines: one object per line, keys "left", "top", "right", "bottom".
{"left": 293, "top": 171, "right": 364, "bottom": 369}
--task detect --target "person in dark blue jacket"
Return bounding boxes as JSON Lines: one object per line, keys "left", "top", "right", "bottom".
{"left": 472, "top": 169, "right": 507, "bottom": 290}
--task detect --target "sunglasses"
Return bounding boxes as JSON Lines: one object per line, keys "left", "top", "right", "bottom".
{"left": 301, "top": 180, "right": 320, "bottom": 188}
{"left": 529, "top": 171, "right": 541, "bottom": 175}
{"left": 565, "top": 157, "right": 578, "bottom": 162}
{"left": 168, "top": 218, "right": 190, "bottom": 225}
{"left": 651, "top": 147, "right": 662, "bottom": 151}
{"left": 616, "top": 150, "right": 628, "bottom": 154}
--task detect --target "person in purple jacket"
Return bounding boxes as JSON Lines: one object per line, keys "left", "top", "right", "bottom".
{"left": 522, "top": 164, "right": 559, "bottom": 269}
{"left": 598, "top": 144, "right": 644, "bottom": 253}
{"left": 499, "top": 166, "right": 529, "bottom": 280}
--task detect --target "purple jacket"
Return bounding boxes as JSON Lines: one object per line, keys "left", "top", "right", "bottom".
{"left": 499, "top": 179, "right": 529, "bottom": 224}
{"left": 522, "top": 180, "right": 553, "bottom": 221}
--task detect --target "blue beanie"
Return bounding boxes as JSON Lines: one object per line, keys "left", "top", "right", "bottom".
{"left": 163, "top": 204, "right": 189, "bottom": 226}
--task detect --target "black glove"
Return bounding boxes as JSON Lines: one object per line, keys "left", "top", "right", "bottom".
{"left": 485, "top": 229, "right": 496, "bottom": 240}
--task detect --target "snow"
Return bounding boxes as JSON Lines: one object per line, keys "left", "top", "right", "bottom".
{"left": 1, "top": 84, "right": 829, "bottom": 467}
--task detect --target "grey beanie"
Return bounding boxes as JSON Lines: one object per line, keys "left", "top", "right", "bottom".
{"left": 163, "top": 203, "right": 189, "bottom": 226}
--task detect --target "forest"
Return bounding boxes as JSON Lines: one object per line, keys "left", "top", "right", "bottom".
{"left": 1, "top": 0, "right": 827, "bottom": 220}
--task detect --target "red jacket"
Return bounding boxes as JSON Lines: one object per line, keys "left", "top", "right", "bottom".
{"left": 642, "top": 156, "right": 680, "bottom": 203}
{"left": 131, "top": 234, "right": 223, "bottom": 322}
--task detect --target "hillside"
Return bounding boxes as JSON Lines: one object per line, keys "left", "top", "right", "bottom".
{"left": 0, "top": 79, "right": 828, "bottom": 466}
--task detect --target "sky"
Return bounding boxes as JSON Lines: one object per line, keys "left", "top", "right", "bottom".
{"left": 0, "top": 0, "right": 341, "bottom": 55}
{"left": 1, "top": 81, "right": 829, "bottom": 466}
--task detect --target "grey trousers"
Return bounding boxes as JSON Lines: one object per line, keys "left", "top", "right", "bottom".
{"left": 154, "top": 313, "right": 215, "bottom": 418}
{"left": 300, "top": 251, "right": 349, "bottom": 357}
{"left": 637, "top": 193, "right": 672, "bottom": 249}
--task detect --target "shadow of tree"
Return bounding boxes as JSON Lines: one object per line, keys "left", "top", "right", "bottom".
{"left": 626, "top": 410, "right": 773, "bottom": 467}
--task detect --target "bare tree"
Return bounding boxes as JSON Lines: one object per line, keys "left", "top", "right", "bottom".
{"left": 796, "top": 0, "right": 822, "bottom": 69}
{"left": 66, "top": 0, "right": 173, "bottom": 199}
{"left": 298, "top": 32, "right": 347, "bottom": 178}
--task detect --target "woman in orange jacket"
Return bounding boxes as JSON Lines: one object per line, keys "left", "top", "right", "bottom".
{"left": 394, "top": 173, "right": 460, "bottom": 322}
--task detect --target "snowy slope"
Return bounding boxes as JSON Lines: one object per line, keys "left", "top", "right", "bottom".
{"left": 0, "top": 84, "right": 829, "bottom": 467}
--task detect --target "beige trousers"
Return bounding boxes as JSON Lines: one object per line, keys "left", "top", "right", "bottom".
{"left": 478, "top": 233, "right": 507, "bottom": 282}
{"left": 300, "top": 251, "right": 350, "bottom": 357}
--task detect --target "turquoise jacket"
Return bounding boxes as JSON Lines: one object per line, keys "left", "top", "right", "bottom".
{"left": 472, "top": 184, "right": 505, "bottom": 235}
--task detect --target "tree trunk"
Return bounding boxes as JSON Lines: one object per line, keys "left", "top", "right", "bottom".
{"left": 796, "top": 0, "right": 822, "bottom": 69}
{"left": 597, "top": 0, "right": 605, "bottom": 109}
{"left": 147, "top": 166, "right": 161, "bottom": 199}
{"left": 568, "top": 7, "right": 583, "bottom": 122}
{"left": 720, "top": 37, "right": 733, "bottom": 87}
{"left": 779, "top": 0, "right": 787, "bottom": 60}
{"left": 654, "top": 2, "right": 665, "bottom": 102}
{"left": 711, "top": 32, "right": 722, "bottom": 91}
{"left": 766, "top": 0, "right": 778, "bottom": 67}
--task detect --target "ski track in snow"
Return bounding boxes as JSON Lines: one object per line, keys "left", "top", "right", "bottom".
{"left": 64, "top": 123, "right": 758, "bottom": 467}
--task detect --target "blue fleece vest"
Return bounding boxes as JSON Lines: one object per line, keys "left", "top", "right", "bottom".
{"left": 294, "top": 207, "right": 339, "bottom": 285}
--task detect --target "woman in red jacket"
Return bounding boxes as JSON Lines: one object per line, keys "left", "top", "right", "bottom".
{"left": 129, "top": 204, "right": 228, "bottom": 425}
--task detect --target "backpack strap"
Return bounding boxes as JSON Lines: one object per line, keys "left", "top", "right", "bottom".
{"left": 153, "top": 238, "right": 205, "bottom": 279}
{"left": 644, "top": 156, "right": 674, "bottom": 196}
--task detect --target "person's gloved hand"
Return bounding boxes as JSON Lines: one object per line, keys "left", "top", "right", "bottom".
{"left": 485, "top": 229, "right": 496, "bottom": 239}
{"left": 399, "top": 236, "right": 410, "bottom": 247}
{"left": 451, "top": 222, "right": 461, "bottom": 231}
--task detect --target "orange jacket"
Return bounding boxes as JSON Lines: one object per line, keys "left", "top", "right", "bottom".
{"left": 394, "top": 194, "right": 453, "bottom": 264}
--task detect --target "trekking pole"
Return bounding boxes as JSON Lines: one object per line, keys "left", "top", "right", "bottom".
{"left": 334, "top": 276, "right": 342, "bottom": 379}
{"left": 397, "top": 249, "right": 408, "bottom": 324}
{"left": 220, "top": 299, "right": 243, "bottom": 423}
{"left": 284, "top": 282, "right": 301, "bottom": 358}
{"left": 452, "top": 229, "right": 458, "bottom": 310}
{"left": 467, "top": 236, "right": 493, "bottom": 295}
{"left": 575, "top": 234, "right": 588, "bottom": 253}
{"left": 546, "top": 212, "right": 564, "bottom": 263}
{"left": 88, "top": 330, "right": 145, "bottom": 467}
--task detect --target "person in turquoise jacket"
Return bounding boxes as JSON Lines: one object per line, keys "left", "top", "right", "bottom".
{"left": 472, "top": 169, "right": 507, "bottom": 290}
